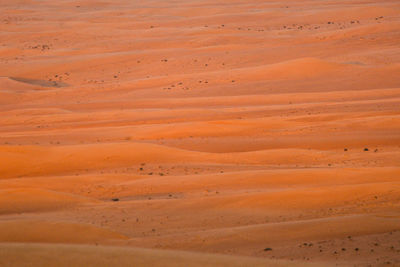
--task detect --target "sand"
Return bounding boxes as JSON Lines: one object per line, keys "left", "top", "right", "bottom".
{"left": 0, "top": 0, "right": 400, "bottom": 266}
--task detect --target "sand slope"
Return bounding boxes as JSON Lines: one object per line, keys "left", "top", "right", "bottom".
{"left": 1, "top": 0, "right": 400, "bottom": 266}
{"left": 0, "top": 243, "right": 329, "bottom": 267}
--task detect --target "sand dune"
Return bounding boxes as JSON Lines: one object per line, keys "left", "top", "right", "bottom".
{"left": 0, "top": 220, "right": 128, "bottom": 244}
{"left": 129, "top": 215, "right": 400, "bottom": 252}
{"left": 1, "top": 143, "right": 399, "bottom": 178}
{"left": 0, "top": 243, "right": 328, "bottom": 267}
{"left": 0, "top": 188, "right": 96, "bottom": 215}
{"left": 1, "top": 0, "right": 399, "bottom": 266}
{"left": 233, "top": 58, "right": 348, "bottom": 81}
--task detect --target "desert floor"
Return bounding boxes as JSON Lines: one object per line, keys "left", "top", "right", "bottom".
{"left": 1, "top": 0, "right": 400, "bottom": 266}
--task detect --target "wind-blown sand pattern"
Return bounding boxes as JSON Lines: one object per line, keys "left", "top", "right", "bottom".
{"left": 1, "top": 0, "right": 400, "bottom": 266}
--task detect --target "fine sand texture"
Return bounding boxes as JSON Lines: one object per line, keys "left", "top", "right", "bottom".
{"left": 1, "top": 0, "right": 400, "bottom": 266}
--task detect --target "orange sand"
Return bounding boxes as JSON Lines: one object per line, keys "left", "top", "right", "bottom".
{"left": 0, "top": 0, "right": 400, "bottom": 266}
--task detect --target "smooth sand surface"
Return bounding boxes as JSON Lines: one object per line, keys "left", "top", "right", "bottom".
{"left": 1, "top": 0, "right": 399, "bottom": 266}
